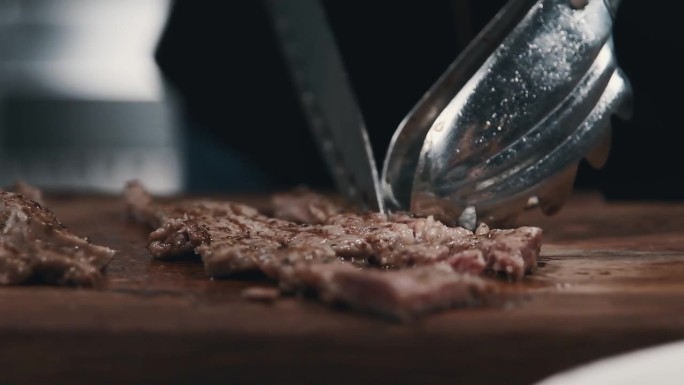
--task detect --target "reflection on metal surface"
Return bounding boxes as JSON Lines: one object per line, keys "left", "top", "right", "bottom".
{"left": 382, "top": 0, "right": 632, "bottom": 226}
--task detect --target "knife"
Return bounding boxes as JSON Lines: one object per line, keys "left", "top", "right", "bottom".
{"left": 264, "top": 0, "right": 385, "bottom": 213}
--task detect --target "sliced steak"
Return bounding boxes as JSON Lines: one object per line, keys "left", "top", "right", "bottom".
{"left": 313, "top": 263, "right": 492, "bottom": 321}
{"left": 0, "top": 192, "right": 115, "bottom": 286}
{"left": 125, "top": 182, "right": 543, "bottom": 320}
{"left": 259, "top": 252, "right": 492, "bottom": 321}
{"left": 479, "top": 227, "right": 543, "bottom": 278}
{"left": 126, "top": 182, "right": 542, "bottom": 279}
{"left": 124, "top": 180, "right": 259, "bottom": 229}
{"left": 271, "top": 188, "right": 347, "bottom": 224}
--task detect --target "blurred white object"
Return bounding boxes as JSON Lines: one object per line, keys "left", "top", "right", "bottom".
{"left": 0, "top": 0, "right": 182, "bottom": 193}
{"left": 535, "top": 340, "right": 684, "bottom": 385}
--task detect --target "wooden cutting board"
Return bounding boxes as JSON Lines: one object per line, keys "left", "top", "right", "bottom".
{"left": 1, "top": 193, "right": 683, "bottom": 385}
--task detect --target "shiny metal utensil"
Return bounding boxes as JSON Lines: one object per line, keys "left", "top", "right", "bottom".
{"left": 382, "top": 0, "right": 632, "bottom": 229}
{"left": 266, "top": 0, "right": 384, "bottom": 213}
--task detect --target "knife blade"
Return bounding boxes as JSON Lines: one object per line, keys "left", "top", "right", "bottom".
{"left": 265, "top": 0, "right": 384, "bottom": 213}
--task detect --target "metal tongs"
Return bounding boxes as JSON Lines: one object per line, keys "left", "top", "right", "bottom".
{"left": 267, "top": 0, "right": 632, "bottom": 229}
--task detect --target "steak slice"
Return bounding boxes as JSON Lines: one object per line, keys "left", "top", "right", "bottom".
{"left": 315, "top": 263, "right": 491, "bottom": 321}
{"left": 125, "top": 182, "right": 543, "bottom": 320}
{"left": 0, "top": 192, "right": 115, "bottom": 286}
{"left": 124, "top": 180, "right": 260, "bottom": 229}
{"left": 379, "top": 217, "right": 542, "bottom": 279}
{"left": 270, "top": 188, "right": 347, "bottom": 224}
{"left": 260, "top": 252, "right": 491, "bottom": 321}
{"left": 479, "top": 227, "right": 543, "bottom": 278}
{"left": 274, "top": 203, "right": 542, "bottom": 279}
{"left": 126, "top": 182, "right": 542, "bottom": 280}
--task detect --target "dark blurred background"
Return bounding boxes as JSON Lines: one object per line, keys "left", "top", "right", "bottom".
{"left": 154, "top": 0, "right": 681, "bottom": 200}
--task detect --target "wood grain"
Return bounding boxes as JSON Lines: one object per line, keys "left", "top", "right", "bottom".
{"left": 0, "top": 193, "right": 683, "bottom": 385}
